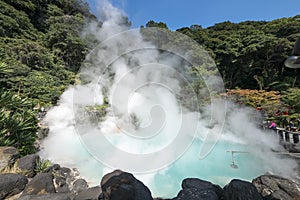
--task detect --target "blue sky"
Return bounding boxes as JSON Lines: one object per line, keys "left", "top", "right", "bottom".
{"left": 87, "top": 0, "right": 300, "bottom": 30}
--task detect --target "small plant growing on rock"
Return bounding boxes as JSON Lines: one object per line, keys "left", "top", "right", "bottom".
{"left": 35, "top": 159, "right": 51, "bottom": 173}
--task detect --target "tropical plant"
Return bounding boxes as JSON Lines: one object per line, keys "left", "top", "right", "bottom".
{"left": 0, "top": 89, "right": 37, "bottom": 155}
{"left": 35, "top": 158, "right": 51, "bottom": 173}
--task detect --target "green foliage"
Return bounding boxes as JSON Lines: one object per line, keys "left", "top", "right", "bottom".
{"left": 0, "top": 38, "right": 76, "bottom": 104}
{"left": 281, "top": 88, "right": 300, "bottom": 113}
{"left": 145, "top": 20, "right": 168, "bottom": 29}
{"left": 0, "top": 1, "right": 37, "bottom": 39}
{"left": 53, "top": 0, "right": 91, "bottom": 16}
{"left": 226, "top": 89, "right": 300, "bottom": 127}
{"left": 2, "top": 0, "right": 35, "bottom": 13}
{"left": 44, "top": 13, "right": 87, "bottom": 72}
{"left": 175, "top": 16, "right": 300, "bottom": 90}
{"left": 83, "top": 104, "right": 108, "bottom": 124}
{"left": 0, "top": 0, "right": 94, "bottom": 105}
{"left": 22, "top": 70, "right": 74, "bottom": 104}
{"left": 1, "top": 38, "right": 53, "bottom": 70}
{"left": 0, "top": 89, "right": 38, "bottom": 155}
{"left": 225, "top": 89, "right": 282, "bottom": 116}
{"left": 35, "top": 158, "right": 51, "bottom": 173}
{"left": 0, "top": 0, "right": 95, "bottom": 156}
{"left": 0, "top": 0, "right": 299, "bottom": 155}
{"left": 0, "top": 61, "right": 13, "bottom": 83}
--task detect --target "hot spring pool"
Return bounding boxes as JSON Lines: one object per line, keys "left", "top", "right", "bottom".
{"left": 40, "top": 128, "right": 269, "bottom": 198}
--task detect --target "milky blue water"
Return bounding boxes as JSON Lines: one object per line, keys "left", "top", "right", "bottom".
{"left": 146, "top": 139, "right": 265, "bottom": 197}
{"left": 68, "top": 136, "right": 266, "bottom": 198}
{"left": 40, "top": 97, "right": 271, "bottom": 198}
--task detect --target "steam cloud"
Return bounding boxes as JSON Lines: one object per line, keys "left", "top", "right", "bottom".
{"left": 39, "top": 0, "right": 298, "bottom": 197}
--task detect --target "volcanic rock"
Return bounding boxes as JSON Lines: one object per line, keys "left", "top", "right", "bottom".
{"left": 18, "top": 193, "right": 71, "bottom": 200}
{"left": 171, "top": 178, "right": 224, "bottom": 200}
{"left": 55, "top": 176, "right": 70, "bottom": 193}
{"left": 100, "top": 170, "right": 152, "bottom": 200}
{"left": 0, "top": 146, "right": 19, "bottom": 170}
{"left": 252, "top": 174, "right": 300, "bottom": 200}
{"left": 182, "top": 178, "right": 224, "bottom": 199}
{"left": 21, "top": 173, "right": 55, "bottom": 196}
{"left": 73, "top": 178, "right": 88, "bottom": 194}
{"left": 173, "top": 187, "right": 219, "bottom": 200}
{"left": 74, "top": 186, "right": 102, "bottom": 200}
{"left": 17, "top": 154, "right": 40, "bottom": 178}
{"left": 223, "top": 179, "right": 263, "bottom": 200}
{"left": 0, "top": 173, "right": 28, "bottom": 199}
{"left": 48, "top": 164, "right": 80, "bottom": 192}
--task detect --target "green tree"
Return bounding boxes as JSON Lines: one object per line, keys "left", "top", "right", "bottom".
{"left": 0, "top": 0, "right": 97, "bottom": 157}
{"left": 44, "top": 13, "right": 87, "bottom": 72}
{"left": 281, "top": 88, "right": 300, "bottom": 114}
{"left": 0, "top": 1, "right": 37, "bottom": 39}
{"left": 145, "top": 20, "right": 168, "bottom": 29}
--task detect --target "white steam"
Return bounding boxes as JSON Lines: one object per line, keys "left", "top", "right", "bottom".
{"left": 39, "top": 1, "right": 298, "bottom": 198}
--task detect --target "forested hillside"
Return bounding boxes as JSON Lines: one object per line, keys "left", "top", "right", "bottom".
{"left": 0, "top": 0, "right": 95, "bottom": 154}
{"left": 0, "top": 0, "right": 299, "bottom": 155}
{"left": 0, "top": 0, "right": 95, "bottom": 105}
{"left": 148, "top": 17, "right": 300, "bottom": 90}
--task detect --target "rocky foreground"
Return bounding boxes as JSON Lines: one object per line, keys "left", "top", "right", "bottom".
{"left": 0, "top": 146, "right": 300, "bottom": 200}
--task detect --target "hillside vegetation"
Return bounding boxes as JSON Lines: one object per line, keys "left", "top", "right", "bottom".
{"left": 147, "top": 18, "right": 300, "bottom": 124}
{"left": 0, "top": 0, "right": 95, "bottom": 155}
{"left": 0, "top": 0, "right": 299, "bottom": 154}
{"left": 148, "top": 17, "right": 300, "bottom": 90}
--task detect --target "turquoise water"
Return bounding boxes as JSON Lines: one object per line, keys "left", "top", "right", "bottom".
{"left": 146, "top": 139, "right": 265, "bottom": 198}
{"left": 39, "top": 101, "right": 272, "bottom": 198}
{"left": 68, "top": 137, "right": 266, "bottom": 198}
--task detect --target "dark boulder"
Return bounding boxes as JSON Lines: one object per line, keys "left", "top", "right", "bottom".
{"left": 46, "top": 163, "right": 61, "bottom": 173}
{"left": 0, "top": 146, "right": 19, "bottom": 170}
{"left": 0, "top": 173, "right": 28, "bottom": 199}
{"left": 49, "top": 164, "right": 79, "bottom": 193}
{"left": 100, "top": 170, "right": 123, "bottom": 187}
{"left": 172, "top": 178, "right": 223, "bottom": 200}
{"left": 182, "top": 178, "right": 224, "bottom": 199}
{"left": 252, "top": 175, "right": 300, "bottom": 200}
{"left": 55, "top": 167, "right": 78, "bottom": 186}
{"left": 73, "top": 178, "right": 88, "bottom": 194}
{"left": 49, "top": 164, "right": 70, "bottom": 193}
{"left": 17, "top": 154, "right": 40, "bottom": 178}
{"left": 47, "top": 165, "right": 72, "bottom": 178}
{"left": 100, "top": 170, "right": 152, "bottom": 200}
{"left": 58, "top": 167, "right": 72, "bottom": 175}
{"left": 173, "top": 187, "right": 218, "bottom": 200}
{"left": 223, "top": 179, "right": 263, "bottom": 200}
{"left": 55, "top": 176, "right": 70, "bottom": 193}
{"left": 74, "top": 186, "right": 101, "bottom": 200}
{"left": 21, "top": 173, "right": 55, "bottom": 196}
{"left": 18, "top": 193, "right": 71, "bottom": 200}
